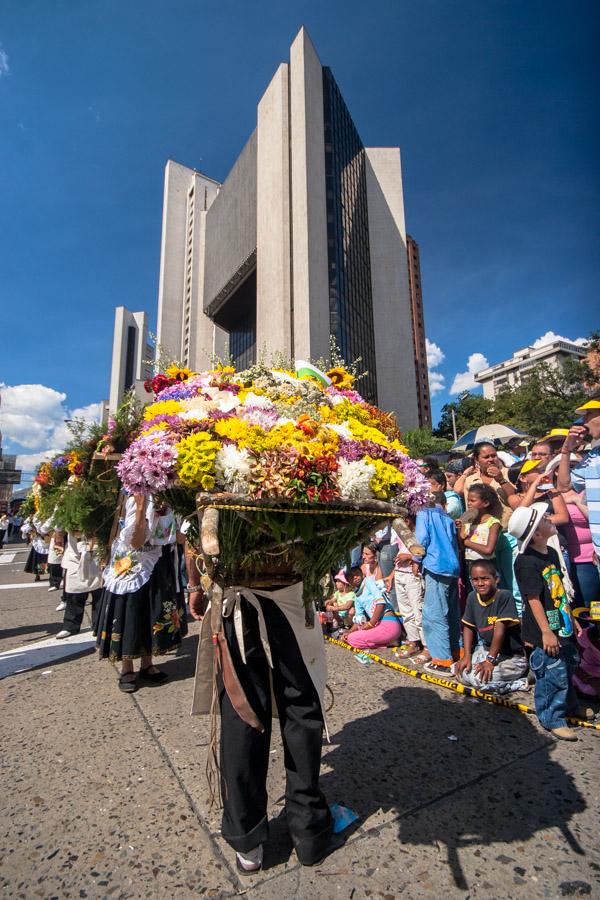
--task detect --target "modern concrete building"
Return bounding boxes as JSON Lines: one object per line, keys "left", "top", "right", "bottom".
{"left": 475, "top": 338, "right": 588, "bottom": 400}
{"left": 406, "top": 235, "right": 431, "bottom": 428}
{"left": 108, "top": 307, "right": 154, "bottom": 413}
{"left": 155, "top": 27, "right": 424, "bottom": 429}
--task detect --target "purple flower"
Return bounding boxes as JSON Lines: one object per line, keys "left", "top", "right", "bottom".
{"left": 116, "top": 435, "right": 178, "bottom": 495}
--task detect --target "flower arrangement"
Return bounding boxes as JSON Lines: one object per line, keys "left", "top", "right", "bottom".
{"left": 118, "top": 363, "right": 428, "bottom": 510}
{"left": 117, "top": 361, "right": 430, "bottom": 619}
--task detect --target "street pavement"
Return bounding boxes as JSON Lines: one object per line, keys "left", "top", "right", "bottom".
{"left": 1, "top": 543, "right": 599, "bottom": 900}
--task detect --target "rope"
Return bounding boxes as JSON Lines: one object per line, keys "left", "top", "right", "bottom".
{"left": 195, "top": 502, "right": 395, "bottom": 518}
{"left": 324, "top": 635, "right": 600, "bottom": 732}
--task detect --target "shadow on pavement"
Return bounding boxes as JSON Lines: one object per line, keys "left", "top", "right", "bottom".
{"left": 0, "top": 622, "right": 61, "bottom": 641}
{"left": 321, "top": 684, "right": 586, "bottom": 889}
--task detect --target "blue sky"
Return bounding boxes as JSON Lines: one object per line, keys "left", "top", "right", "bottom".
{"left": 1, "top": 0, "right": 598, "bottom": 476}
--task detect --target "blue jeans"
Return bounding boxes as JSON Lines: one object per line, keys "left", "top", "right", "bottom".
{"left": 421, "top": 571, "right": 460, "bottom": 663}
{"left": 571, "top": 561, "right": 600, "bottom": 608}
{"left": 530, "top": 641, "right": 580, "bottom": 731}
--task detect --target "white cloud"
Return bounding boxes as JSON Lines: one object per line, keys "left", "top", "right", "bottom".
{"left": 426, "top": 339, "right": 445, "bottom": 370}
{"left": 531, "top": 331, "right": 587, "bottom": 350}
{"left": 425, "top": 339, "right": 446, "bottom": 395}
{"left": 0, "top": 383, "right": 101, "bottom": 453}
{"left": 450, "top": 352, "right": 489, "bottom": 395}
{"left": 428, "top": 371, "right": 446, "bottom": 396}
{"left": 15, "top": 449, "right": 62, "bottom": 474}
{"left": 0, "top": 48, "right": 9, "bottom": 77}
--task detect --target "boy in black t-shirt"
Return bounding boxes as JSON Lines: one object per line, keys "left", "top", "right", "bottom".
{"left": 455, "top": 560, "right": 528, "bottom": 694}
{"left": 510, "top": 502, "right": 583, "bottom": 741}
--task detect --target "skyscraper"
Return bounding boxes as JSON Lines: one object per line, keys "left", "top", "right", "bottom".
{"left": 108, "top": 307, "right": 154, "bottom": 413}
{"left": 406, "top": 235, "right": 432, "bottom": 427}
{"left": 156, "top": 28, "right": 424, "bottom": 430}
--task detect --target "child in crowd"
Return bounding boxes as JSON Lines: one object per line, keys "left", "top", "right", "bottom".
{"left": 56, "top": 533, "right": 103, "bottom": 639}
{"left": 325, "top": 568, "right": 356, "bottom": 630}
{"left": 415, "top": 492, "right": 461, "bottom": 677}
{"left": 387, "top": 526, "right": 426, "bottom": 660}
{"left": 455, "top": 559, "right": 528, "bottom": 694}
{"left": 458, "top": 484, "right": 502, "bottom": 564}
{"left": 510, "top": 502, "right": 588, "bottom": 741}
{"left": 342, "top": 566, "right": 401, "bottom": 651}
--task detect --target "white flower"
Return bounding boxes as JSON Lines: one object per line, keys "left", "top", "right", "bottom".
{"left": 336, "top": 459, "right": 375, "bottom": 501}
{"left": 326, "top": 422, "right": 352, "bottom": 439}
{"left": 214, "top": 445, "right": 252, "bottom": 494}
{"left": 241, "top": 392, "right": 273, "bottom": 409}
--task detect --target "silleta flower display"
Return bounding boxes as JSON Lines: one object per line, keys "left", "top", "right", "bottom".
{"left": 119, "top": 363, "right": 430, "bottom": 510}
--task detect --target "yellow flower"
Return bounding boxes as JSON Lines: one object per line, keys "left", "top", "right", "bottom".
{"left": 165, "top": 364, "right": 195, "bottom": 381}
{"left": 140, "top": 423, "right": 168, "bottom": 437}
{"left": 175, "top": 431, "right": 220, "bottom": 489}
{"left": 214, "top": 364, "right": 235, "bottom": 374}
{"left": 367, "top": 458, "right": 405, "bottom": 500}
{"left": 214, "top": 418, "right": 266, "bottom": 449}
{"left": 347, "top": 418, "right": 391, "bottom": 447}
{"left": 144, "top": 399, "right": 183, "bottom": 420}
{"left": 326, "top": 366, "right": 355, "bottom": 389}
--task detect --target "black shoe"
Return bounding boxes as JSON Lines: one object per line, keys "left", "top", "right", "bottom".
{"left": 118, "top": 674, "right": 138, "bottom": 693}
{"left": 138, "top": 666, "right": 168, "bottom": 684}
{"left": 296, "top": 830, "right": 346, "bottom": 867}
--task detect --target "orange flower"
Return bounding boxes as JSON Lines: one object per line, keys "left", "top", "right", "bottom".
{"left": 114, "top": 556, "right": 133, "bottom": 577}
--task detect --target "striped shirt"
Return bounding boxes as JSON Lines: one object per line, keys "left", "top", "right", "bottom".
{"left": 571, "top": 445, "right": 600, "bottom": 556}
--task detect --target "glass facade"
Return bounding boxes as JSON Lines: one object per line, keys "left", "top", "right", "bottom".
{"left": 227, "top": 270, "right": 257, "bottom": 370}
{"left": 322, "top": 67, "right": 378, "bottom": 404}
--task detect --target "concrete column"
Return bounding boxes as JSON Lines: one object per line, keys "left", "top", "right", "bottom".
{"left": 256, "top": 63, "right": 292, "bottom": 358}
{"left": 365, "top": 148, "right": 419, "bottom": 430}
{"left": 289, "top": 27, "right": 330, "bottom": 362}
{"left": 156, "top": 161, "right": 192, "bottom": 362}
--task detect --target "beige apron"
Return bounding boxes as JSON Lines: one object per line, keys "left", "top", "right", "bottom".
{"left": 190, "top": 582, "right": 328, "bottom": 735}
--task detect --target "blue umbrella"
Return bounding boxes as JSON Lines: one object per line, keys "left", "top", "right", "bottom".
{"left": 451, "top": 424, "right": 531, "bottom": 452}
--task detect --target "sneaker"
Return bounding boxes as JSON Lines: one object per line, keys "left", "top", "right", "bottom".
{"left": 55, "top": 601, "right": 66, "bottom": 612}
{"left": 56, "top": 629, "right": 76, "bottom": 640}
{"left": 551, "top": 726, "right": 578, "bottom": 741}
{"left": 47, "top": 586, "right": 58, "bottom": 592}
{"left": 423, "top": 661, "right": 455, "bottom": 678}
{"left": 355, "top": 653, "right": 373, "bottom": 666}
{"left": 236, "top": 845, "right": 263, "bottom": 875}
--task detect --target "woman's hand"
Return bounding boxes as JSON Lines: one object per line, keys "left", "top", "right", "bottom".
{"left": 486, "top": 464, "right": 503, "bottom": 480}
{"left": 133, "top": 493, "right": 146, "bottom": 511}
{"left": 454, "top": 655, "right": 471, "bottom": 676}
{"left": 188, "top": 588, "right": 205, "bottom": 621}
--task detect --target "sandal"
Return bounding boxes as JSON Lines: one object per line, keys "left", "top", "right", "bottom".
{"left": 412, "top": 652, "right": 432, "bottom": 665}
{"left": 396, "top": 643, "right": 421, "bottom": 659}
{"left": 139, "top": 666, "right": 168, "bottom": 684}
{"left": 118, "top": 673, "right": 138, "bottom": 693}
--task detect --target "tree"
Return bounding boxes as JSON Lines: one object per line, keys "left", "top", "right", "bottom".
{"left": 434, "top": 392, "right": 494, "bottom": 440}
{"left": 402, "top": 428, "right": 452, "bottom": 458}
{"left": 492, "top": 361, "right": 587, "bottom": 436}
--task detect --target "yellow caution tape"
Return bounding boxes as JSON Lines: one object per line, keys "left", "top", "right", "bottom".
{"left": 324, "top": 635, "right": 600, "bottom": 732}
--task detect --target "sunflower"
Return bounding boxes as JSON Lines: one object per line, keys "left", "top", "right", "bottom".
{"left": 165, "top": 364, "right": 194, "bottom": 382}
{"left": 326, "top": 366, "right": 355, "bottom": 389}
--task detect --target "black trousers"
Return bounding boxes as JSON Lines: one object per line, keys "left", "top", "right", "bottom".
{"left": 48, "top": 563, "right": 63, "bottom": 589}
{"left": 219, "top": 596, "right": 331, "bottom": 863}
{"left": 63, "top": 589, "right": 102, "bottom": 634}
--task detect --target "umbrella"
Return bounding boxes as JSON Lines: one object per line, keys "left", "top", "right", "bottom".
{"left": 451, "top": 424, "right": 531, "bottom": 452}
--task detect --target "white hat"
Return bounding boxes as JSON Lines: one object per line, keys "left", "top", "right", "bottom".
{"left": 508, "top": 502, "right": 549, "bottom": 552}
{"left": 544, "top": 453, "right": 579, "bottom": 475}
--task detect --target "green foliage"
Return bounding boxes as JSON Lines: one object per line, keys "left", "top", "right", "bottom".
{"left": 434, "top": 392, "right": 495, "bottom": 440}
{"left": 53, "top": 476, "right": 120, "bottom": 552}
{"left": 434, "top": 351, "right": 596, "bottom": 440}
{"left": 19, "top": 493, "right": 36, "bottom": 518}
{"left": 402, "top": 428, "right": 452, "bottom": 458}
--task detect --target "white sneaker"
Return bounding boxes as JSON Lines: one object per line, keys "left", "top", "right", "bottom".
{"left": 55, "top": 601, "right": 66, "bottom": 611}
{"left": 47, "top": 586, "right": 58, "bottom": 592}
{"left": 56, "top": 630, "right": 74, "bottom": 640}
{"left": 236, "top": 844, "right": 263, "bottom": 874}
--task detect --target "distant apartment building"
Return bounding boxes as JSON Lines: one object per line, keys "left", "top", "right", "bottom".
{"left": 406, "top": 235, "right": 431, "bottom": 427}
{"left": 154, "top": 27, "right": 425, "bottom": 431}
{"left": 107, "top": 307, "right": 154, "bottom": 413}
{"left": 474, "top": 338, "right": 588, "bottom": 401}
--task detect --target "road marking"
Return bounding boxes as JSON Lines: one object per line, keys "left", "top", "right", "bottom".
{"left": 0, "top": 553, "right": 17, "bottom": 564}
{"left": 0, "top": 629, "right": 96, "bottom": 679}
{"left": 0, "top": 582, "right": 48, "bottom": 590}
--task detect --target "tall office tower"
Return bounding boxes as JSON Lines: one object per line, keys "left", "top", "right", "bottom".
{"left": 108, "top": 307, "right": 154, "bottom": 413}
{"left": 155, "top": 28, "right": 420, "bottom": 429}
{"left": 406, "top": 235, "right": 432, "bottom": 427}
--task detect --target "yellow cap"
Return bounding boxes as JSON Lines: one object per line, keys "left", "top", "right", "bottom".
{"left": 539, "top": 428, "right": 569, "bottom": 443}
{"left": 575, "top": 399, "right": 600, "bottom": 412}
{"left": 520, "top": 459, "right": 542, "bottom": 475}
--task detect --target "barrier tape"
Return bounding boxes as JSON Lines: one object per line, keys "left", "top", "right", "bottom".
{"left": 324, "top": 635, "right": 600, "bottom": 732}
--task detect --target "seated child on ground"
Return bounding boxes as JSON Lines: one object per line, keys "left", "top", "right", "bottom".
{"left": 325, "top": 568, "right": 356, "bottom": 629}
{"left": 572, "top": 602, "right": 600, "bottom": 700}
{"left": 455, "top": 559, "right": 528, "bottom": 694}
{"left": 342, "top": 566, "right": 401, "bottom": 651}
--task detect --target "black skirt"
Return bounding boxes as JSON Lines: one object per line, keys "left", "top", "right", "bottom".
{"left": 95, "top": 545, "right": 188, "bottom": 662}
{"left": 24, "top": 547, "right": 47, "bottom": 574}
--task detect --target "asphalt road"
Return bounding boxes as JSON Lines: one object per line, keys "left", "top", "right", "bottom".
{"left": 1, "top": 543, "right": 599, "bottom": 899}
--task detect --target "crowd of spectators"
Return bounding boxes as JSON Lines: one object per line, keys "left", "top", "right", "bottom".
{"left": 322, "top": 394, "right": 600, "bottom": 741}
